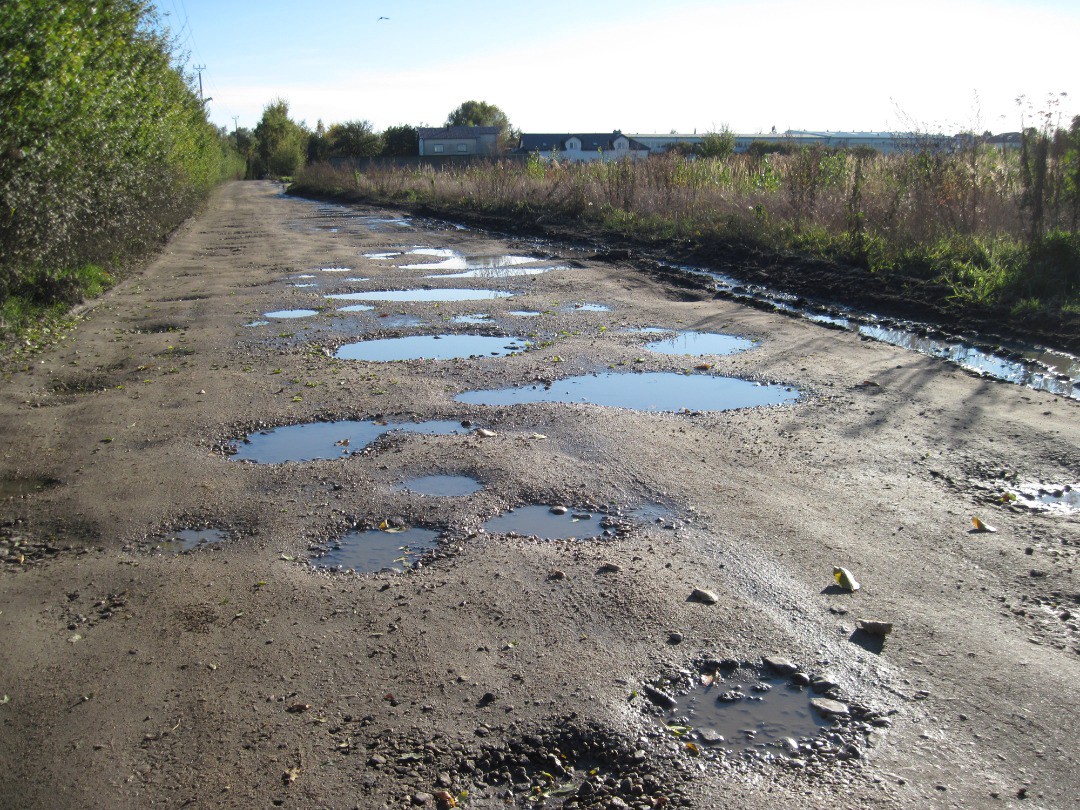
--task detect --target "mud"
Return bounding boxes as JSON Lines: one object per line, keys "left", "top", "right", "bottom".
{"left": 1, "top": 182, "right": 1077, "bottom": 809}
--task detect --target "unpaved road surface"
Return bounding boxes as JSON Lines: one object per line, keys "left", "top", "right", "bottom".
{"left": 2, "top": 181, "right": 1078, "bottom": 809}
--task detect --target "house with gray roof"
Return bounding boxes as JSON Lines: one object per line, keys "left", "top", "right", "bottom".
{"left": 517, "top": 131, "right": 651, "bottom": 162}
{"left": 418, "top": 126, "right": 500, "bottom": 157}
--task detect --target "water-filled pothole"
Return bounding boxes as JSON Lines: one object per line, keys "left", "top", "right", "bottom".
{"left": 363, "top": 251, "right": 401, "bottom": 260}
{"left": 264, "top": 309, "right": 319, "bottom": 319}
{"left": 155, "top": 528, "right": 226, "bottom": 554}
{"left": 311, "top": 526, "right": 440, "bottom": 573}
{"left": 338, "top": 304, "right": 375, "bottom": 313}
{"left": 335, "top": 334, "right": 528, "bottom": 361}
{"left": 326, "top": 289, "right": 513, "bottom": 303}
{"left": 289, "top": 282, "right": 317, "bottom": 288}
{"left": 483, "top": 505, "right": 608, "bottom": 540}
{"left": 374, "top": 314, "right": 425, "bottom": 328}
{"left": 457, "top": 372, "right": 800, "bottom": 412}
{"left": 566, "top": 302, "right": 610, "bottom": 312}
{"left": 320, "top": 267, "right": 352, "bottom": 273}
{"left": 393, "top": 475, "right": 483, "bottom": 496}
{"left": 245, "top": 320, "right": 270, "bottom": 327}
{"left": 643, "top": 330, "right": 756, "bottom": 356}
{"left": 403, "top": 253, "right": 538, "bottom": 272}
{"left": 509, "top": 310, "right": 542, "bottom": 317}
{"left": 452, "top": 314, "right": 492, "bottom": 324}
{"left": 229, "top": 419, "right": 471, "bottom": 464}
{"left": 0, "top": 475, "right": 60, "bottom": 498}
{"left": 1009, "top": 483, "right": 1080, "bottom": 513}
{"left": 662, "top": 671, "right": 832, "bottom": 758}
{"left": 429, "top": 265, "right": 565, "bottom": 279}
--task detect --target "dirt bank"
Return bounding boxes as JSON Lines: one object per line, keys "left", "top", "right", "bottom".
{"left": 1, "top": 181, "right": 1077, "bottom": 809}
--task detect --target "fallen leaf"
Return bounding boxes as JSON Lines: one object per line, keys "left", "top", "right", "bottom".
{"left": 700, "top": 673, "right": 715, "bottom": 687}
{"left": 474, "top": 428, "right": 496, "bottom": 437}
{"left": 285, "top": 703, "right": 310, "bottom": 713}
{"left": 282, "top": 766, "right": 300, "bottom": 785}
{"left": 971, "top": 516, "right": 998, "bottom": 533}
{"left": 530, "top": 433, "right": 547, "bottom": 440}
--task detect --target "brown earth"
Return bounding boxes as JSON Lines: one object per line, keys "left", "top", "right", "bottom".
{"left": 1, "top": 180, "right": 1078, "bottom": 809}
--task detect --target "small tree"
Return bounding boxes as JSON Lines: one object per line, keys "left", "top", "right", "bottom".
{"left": 382, "top": 124, "right": 418, "bottom": 157}
{"left": 446, "top": 100, "right": 516, "bottom": 151}
{"left": 698, "top": 127, "right": 736, "bottom": 159}
{"left": 327, "top": 120, "right": 382, "bottom": 159}
{"left": 252, "top": 99, "right": 306, "bottom": 178}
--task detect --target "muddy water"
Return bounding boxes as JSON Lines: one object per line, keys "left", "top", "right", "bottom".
{"left": 483, "top": 505, "right": 607, "bottom": 540}
{"left": 335, "top": 334, "right": 528, "bottom": 361}
{"left": 312, "top": 527, "right": 440, "bottom": 573}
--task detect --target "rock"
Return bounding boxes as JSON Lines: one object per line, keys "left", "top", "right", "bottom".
{"left": 412, "top": 792, "right": 434, "bottom": 806}
{"left": 699, "top": 729, "right": 725, "bottom": 744}
{"left": 367, "top": 754, "right": 387, "bottom": 767}
{"left": 763, "top": 656, "right": 798, "bottom": 675}
{"left": 856, "top": 619, "right": 893, "bottom": 636}
{"left": 688, "top": 588, "right": 718, "bottom": 605}
{"left": 792, "top": 672, "right": 811, "bottom": 686}
{"left": 667, "top": 631, "right": 683, "bottom": 644}
{"left": 811, "top": 677, "right": 839, "bottom": 693}
{"left": 597, "top": 562, "right": 622, "bottom": 574}
{"left": 547, "top": 570, "right": 566, "bottom": 580}
{"left": 642, "top": 685, "right": 678, "bottom": 711}
{"left": 810, "top": 698, "right": 850, "bottom": 718}
{"left": 549, "top": 505, "right": 568, "bottom": 515}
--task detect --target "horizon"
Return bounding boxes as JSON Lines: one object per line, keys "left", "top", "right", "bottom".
{"left": 160, "top": 0, "right": 1080, "bottom": 136}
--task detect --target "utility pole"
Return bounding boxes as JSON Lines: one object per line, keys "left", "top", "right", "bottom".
{"left": 193, "top": 65, "right": 206, "bottom": 101}
{"left": 232, "top": 116, "right": 239, "bottom": 135}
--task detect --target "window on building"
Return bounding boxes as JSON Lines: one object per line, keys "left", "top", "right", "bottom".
{"left": 433, "top": 144, "right": 445, "bottom": 153}
{"left": 457, "top": 143, "right": 468, "bottom": 153}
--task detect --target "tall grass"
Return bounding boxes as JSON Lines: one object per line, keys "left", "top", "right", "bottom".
{"left": 294, "top": 136, "right": 1080, "bottom": 325}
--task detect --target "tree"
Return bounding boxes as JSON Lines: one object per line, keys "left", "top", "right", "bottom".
{"left": 252, "top": 99, "right": 306, "bottom": 178}
{"left": 698, "top": 127, "right": 736, "bottom": 159}
{"left": 446, "top": 100, "right": 515, "bottom": 151}
{"left": 382, "top": 124, "right": 418, "bottom": 157}
{"left": 326, "top": 120, "right": 382, "bottom": 159}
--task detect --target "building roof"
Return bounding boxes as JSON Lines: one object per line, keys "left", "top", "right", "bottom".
{"left": 517, "top": 132, "right": 650, "bottom": 153}
{"left": 418, "top": 126, "right": 500, "bottom": 139}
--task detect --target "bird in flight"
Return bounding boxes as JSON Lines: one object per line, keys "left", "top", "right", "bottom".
{"left": 377, "top": 16, "right": 389, "bottom": 21}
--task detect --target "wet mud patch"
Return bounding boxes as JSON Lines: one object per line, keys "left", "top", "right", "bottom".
{"left": 393, "top": 475, "right": 484, "bottom": 496}
{"left": 310, "top": 525, "right": 441, "bottom": 573}
{"left": 457, "top": 372, "right": 801, "bottom": 412}
{"left": 482, "top": 505, "right": 620, "bottom": 541}
{"left": 226, "top": 419, "right": 472, "bottom": 464}
{"left": 1, "top": 525, "right": 71, "bottom": 569}
{"left": 641, "top": 658, "right": 890, "bottom": 771}
{"left": 335, "top": 334, "right": 529, "bottom": 361}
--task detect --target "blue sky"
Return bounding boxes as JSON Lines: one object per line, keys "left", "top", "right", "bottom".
{"left": 158, "top": 0, "right": 1080, "bottom": 135}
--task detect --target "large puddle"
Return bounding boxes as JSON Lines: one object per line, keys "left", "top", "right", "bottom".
{"left": 643, "top": 330, "right": 756, "bottom": 356}
{"left": 393, "top": 475, "right": 484, "bottom": 496}
{"left": 456, "top": 372, "right": 800, "bottom": 412}
{"left": 264, "top": 309, "right": 319, "bottom": 319}
{"left": 664, "top": 671, "right": 832, "bottom": 758}
{"left": 229, "top": 419, "right": 470, "bottom": 464}
{"left": 482, "top": 505, "right": 607, "bottom": 540}
{"left": 326, "top": 289, "right": 513, "bottom": 303}
{"left": 335, "top": 334, "right": 528, "bottom": 361}
{"left": 312, "top": 526, "right": 440, "bottom": 573}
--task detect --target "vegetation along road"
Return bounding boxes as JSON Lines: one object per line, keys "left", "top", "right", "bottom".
{"left": 1, "top": 180, "right": 1078, "bottom": 809}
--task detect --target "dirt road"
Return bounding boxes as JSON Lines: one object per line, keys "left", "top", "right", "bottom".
{"left": 2, "top": 181, "right": 1077, "bottom": 809}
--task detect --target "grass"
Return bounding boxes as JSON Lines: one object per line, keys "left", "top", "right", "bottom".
{"left": 292, "top": 146, "right": 1080, "bottom": 344}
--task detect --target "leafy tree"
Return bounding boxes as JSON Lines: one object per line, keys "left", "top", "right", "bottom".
{"left": 307, "top": 120, "right": 330, "bottom": 164}
{"left": 327, "top": 120, "right": 382, "bottom": 159}
{"left": 446, "top": 100, "right": 515, "bottom": 151}
{"left": 252, "top": 99, "right": 307, "bottom": 178}
{"left": 698, "top": 128, "right": 736, "bottom": 159}
{"left": 382, "top": 124, "right": 419, "bottom": 157}
{"left": 1, "top": 0, "right": 242, "bottom": 319}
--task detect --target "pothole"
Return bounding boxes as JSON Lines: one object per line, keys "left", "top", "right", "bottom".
{"left": 482, "top": 505, "right": 614, "bottom": 540}
{"left": 245, "top": 320, "right": 270, "bottom": 327}
{"left": 457, "top": 372, "right": 801, "bottom": 412}
{"left": 320, "top": 267, "right": 353, "bottom": 273}
{"left": 1, "top": 475, "right": 60, "bottom": 498}
{"left": 393, "top": 475, "right": 484, "bottom": 496}
{"left": 509, "top": 310, "right": 541, "bottom": 317}
{"left": 464, "top": 720, "right": 687, "bottom": 808}
{"left": 642, "top": 658, "right": 890, "bottom": 769}
{"left": 152, "top": 528, "right": 227, "bottom": 554}
{"left": 1008, "top": 482, "right": 1080, "bottom": 513}
{"left": 227, "top": 419, "right": 472, "bottom": 464}
{"left": 310, "top": 526, "right": 440, "bottom": 573}
{"left": 326, "top": 289, "right": 514, "bottom": 303}
{"left": 427, "top": 265, "right": 566, "bottom": 279}
{"left": 373, "top": 314, "right": 425, "bottom": 328}
{"left": 334, "top": 334, "right": 529, "bottom": 361}
{"left": 452, "top": 314, "right": 493, "bottom": 324}
{"left": 263, "top": 309, "right": 319, "bottom": 319}
{"left": 337, "top": 304, "right": 375, "bottom": 313}
{"left": 643, "top": 330, "right": 757, "bottom": 356}
{"left": 565, "top": 302, "right": 610, "bottom": 312}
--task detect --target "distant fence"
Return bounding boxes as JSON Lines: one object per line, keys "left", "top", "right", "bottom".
{"left": 329, "top": 155, "right": 529, "bottom": 172}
